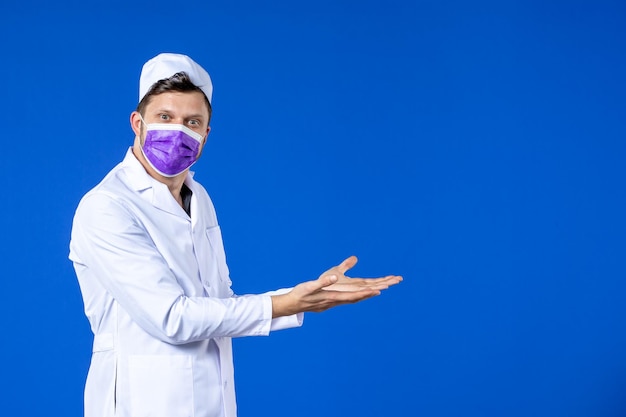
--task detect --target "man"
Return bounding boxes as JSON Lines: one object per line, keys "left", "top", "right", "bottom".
{"left": 69, "top": 53, "right": 402, "bottom": 417}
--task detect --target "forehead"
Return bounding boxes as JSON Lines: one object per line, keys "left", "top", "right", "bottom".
{"left": 144, "top": 91, "right": 210, "bottom": 119}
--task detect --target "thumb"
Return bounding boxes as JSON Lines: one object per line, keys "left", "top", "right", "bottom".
{"left": 298, "top": 274, "right": 338, "bottom": 294}
{"left": 337, "top": 255, "right": 358, "bottom": 274}
{"left": 319, "top": 274, "right": 338, "bottom": 289}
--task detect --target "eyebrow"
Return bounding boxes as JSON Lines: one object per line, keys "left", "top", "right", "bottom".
{"left": 185, "top": 114, "right": 206, "bottom": 120}
{"left": 154, "top": 109, "right": 205, "bottom": 120}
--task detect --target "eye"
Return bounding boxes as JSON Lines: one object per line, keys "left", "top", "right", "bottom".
{"left": 159, "top": 113, "right": 170, "bottom": 121}
{"left": 188, "top": 119, "right": 200, "bottom": 126}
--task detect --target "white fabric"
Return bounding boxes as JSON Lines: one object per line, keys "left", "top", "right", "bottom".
{"left": 140, "top": 114, "right": 205, "bottom": 143}
{"left": 69, "top": 148, "right": 302, "bottom": 417}
{"left": 139, "top": 53, "right": 213, "bottom": 103}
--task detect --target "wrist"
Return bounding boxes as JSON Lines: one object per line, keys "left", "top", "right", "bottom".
{"left": 271, "top": 293, "right": 293, "bottom": 318}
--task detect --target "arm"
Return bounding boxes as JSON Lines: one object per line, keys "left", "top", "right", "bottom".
{"left": 71, "top": 192, "right": 275, "bottom": 344}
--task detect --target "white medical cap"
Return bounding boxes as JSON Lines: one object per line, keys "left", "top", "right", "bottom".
{"left": 139, "top": 53, "right": 213, "bottom": 104}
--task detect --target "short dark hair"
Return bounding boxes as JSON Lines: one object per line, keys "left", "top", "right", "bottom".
{"left": 136, "top": 71, "right": 212, "bottom": 122}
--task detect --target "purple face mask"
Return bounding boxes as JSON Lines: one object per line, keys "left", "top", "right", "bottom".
{"left": 140, "top": 118, "right": 205, "bottom": 177}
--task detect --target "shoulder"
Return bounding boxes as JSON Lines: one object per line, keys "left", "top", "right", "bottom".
{"left": 74, "top": 164, "right": 141, "bottom": 223}
{"left": 74, "top": 188, "right": 137, "bottom": 232}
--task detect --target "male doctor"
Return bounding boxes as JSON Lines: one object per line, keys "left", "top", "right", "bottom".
{"left": 69, "top": 53, "right": 402, "bottom": 417}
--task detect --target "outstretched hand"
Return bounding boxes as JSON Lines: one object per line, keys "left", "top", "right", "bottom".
{"left": 271, "top": 256, "right": 402, "bottom": 317}
{"left": 320, "top": 255, "right": 402, "bottom": 292}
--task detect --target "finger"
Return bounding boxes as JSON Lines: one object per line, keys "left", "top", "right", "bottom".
{"left": 327, "top": 288, "right": 381, "bottom": 304}
{"left": 324, "top": 282, "right": 390, "bottom": 292}
{"left": 339, "top": 278, "right": 400, "bottom": 291}
{"left": 367, "top": 276, "right": 402, "bottom": 288}
{"left": 337, "top": 255, "right": 358, "bottom": 275}
{"left": 344, "top": 275, "right": 403, "bottom": 285}
{"left": 377, "top": 275, "right": 403, "bottom": 284}
{"left": 308, "top": 287, "right": 383, "bottom": 312}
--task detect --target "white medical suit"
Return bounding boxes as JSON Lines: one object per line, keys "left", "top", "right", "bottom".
{"left": 69, "top": 148, "right": 302, "bottom": 417}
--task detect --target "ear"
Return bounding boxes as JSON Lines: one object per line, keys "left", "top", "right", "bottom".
{"left": 130, "top": 111, "right": 143, "bottom": 137}
{"left": 203, "top": 126, "right": 211, "bottom": 147}
{"left": 197, "top": 126, "right": 211, "bottom": 159}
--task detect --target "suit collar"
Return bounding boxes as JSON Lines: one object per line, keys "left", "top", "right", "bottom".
{"left": 120, "top": 147, "right": 193, "bottom": 219}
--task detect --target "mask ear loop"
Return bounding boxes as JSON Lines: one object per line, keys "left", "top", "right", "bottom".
{"left": 137, "top": 114, "right": 148, "bottom": 146}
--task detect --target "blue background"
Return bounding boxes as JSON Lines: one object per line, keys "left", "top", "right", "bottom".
{"left": 1, "top": 1, "right": 625, "bottom": 416}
